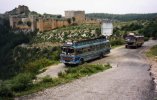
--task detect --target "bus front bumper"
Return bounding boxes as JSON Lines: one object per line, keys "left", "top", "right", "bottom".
{"left": 60, "top": 59, "right": 80, "bottom": 65}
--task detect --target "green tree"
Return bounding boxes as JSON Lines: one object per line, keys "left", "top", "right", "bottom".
{"left": 67, "top": 18, "right": 71, "bottom": 24}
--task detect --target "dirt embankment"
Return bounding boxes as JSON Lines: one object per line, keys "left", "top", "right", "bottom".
{"left": 147, "top": 57, "right": 157, "bottom": 99}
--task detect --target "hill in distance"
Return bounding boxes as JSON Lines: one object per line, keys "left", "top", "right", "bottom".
{"left": 86, "top": 13, "right": 157, "bottom": 21}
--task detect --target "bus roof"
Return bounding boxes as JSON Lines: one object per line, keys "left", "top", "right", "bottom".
{"left": 63, "top": 36, "right": 108, "bottom": 48}
{"left": 127, "top": 35, "right": 144, "bottom": 38}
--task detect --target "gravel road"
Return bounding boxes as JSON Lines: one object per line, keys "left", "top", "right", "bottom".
{"left": 17, "top": 40, "right": 157, "bottom": 100}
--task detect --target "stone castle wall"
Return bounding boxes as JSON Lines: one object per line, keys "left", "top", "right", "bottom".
{"left": 9, "top": 7, "right": 100, "bottom": 32}
{"left": 85, "top": 18, "right": 101, "bottom": 25}
{"left": 37, "top": 18, "right": 70, "bottom": 32}
{"left": 37, "top": 18, "right": 52, "bottom": 32}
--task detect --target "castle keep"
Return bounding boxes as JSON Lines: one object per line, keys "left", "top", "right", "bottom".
{"left": 65, "top": 11, "right": 85, "bottom": 24}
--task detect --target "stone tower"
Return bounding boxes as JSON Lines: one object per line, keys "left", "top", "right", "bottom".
{"left": 64, "top": 11, "right": 85, "bottom": 24}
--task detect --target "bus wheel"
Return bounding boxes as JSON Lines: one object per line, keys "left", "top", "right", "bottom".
{"left": 99, "top": 53, "right": 104, "bottom": 59}
{"left": 64, "top": 63, "right": 71, "bottom": 66}
{"left": 80, "top": 59, "right": 84, "bottom": 65}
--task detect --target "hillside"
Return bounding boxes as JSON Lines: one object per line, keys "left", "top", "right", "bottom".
{"left": 31, "top": 24, "right": 101, "bottom": 44}
{"left": 0, "top": 23, "right": 101, "bottom": 79}
{"left": 1, "top": 13, "right": 157, "bottom": 98}
{"left": 86, "top": 13, "right": 157, "bottom": 21}
{"left": 0, "top": 16, "right": 157, "bottom": 80}
{"left": 0, "top": 22, "right": 104, "bottom": 98}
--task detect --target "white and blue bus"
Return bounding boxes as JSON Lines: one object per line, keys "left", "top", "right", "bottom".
{"left": 60, "top": 36, "right": 111, "bottom": 66}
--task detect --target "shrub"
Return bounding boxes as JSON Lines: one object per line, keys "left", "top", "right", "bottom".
{"left": 11, "top": 73, "right": 34, "bottom": 92}
{"left": 58, "top": 71, "right": 66, "bottom": 78}
{"left": 149, "top": 45, "right": 157, "bottom": 56}
{"left": 51, "top": 50, "right": 61, "bottom": 61}
{"left": 1, "top": 64, "right": 110, "bottom": 97}
{"left": 42, "top": 75, "right": 53, "bottom": 83}
{"left": 0, "top": 81, "right": 13, "bottom": 97}
{"left": 0, "top": 73, "right": 34, "bottom": 97}
{"left": 25, "top": 58, "right": 53, "bottom": 73}
{"left": 110, "top": 39, "right": 125, "bottom": 46}
{"left": 146, "top": 45, "right": 157, "bottom": 57}
{"left": 65, "top": 67, "right": 77, "bottom": 74}
{"left": 64, "top": 64, "right": 111, "bottom": 79}
{"left": 144, "top": 37, "right": 149, "bottom": 41}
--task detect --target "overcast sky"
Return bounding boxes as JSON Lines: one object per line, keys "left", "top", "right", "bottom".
{"left": 0, "top": 0, "right": 157, "bottom": 15}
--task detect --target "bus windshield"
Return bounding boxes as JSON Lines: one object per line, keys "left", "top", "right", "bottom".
{"left": 62, "top": 47, "right": 74, "bottom": 54}
{"left": 126, "top": 36, "right": 136, "bottom": 41}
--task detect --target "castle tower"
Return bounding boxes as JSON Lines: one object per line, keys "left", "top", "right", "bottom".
{"left": 64, "top": 11, "right": 85, "bottom": 24}
{"left": 29, "top": 15, "right": 37, "bottom": 31}
{"left": 9, "top": 15, "right": 21, "bottom": 29}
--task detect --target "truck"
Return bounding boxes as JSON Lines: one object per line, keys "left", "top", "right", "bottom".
{"left": 125, "top": 34, "right": 144, "bottom": 48}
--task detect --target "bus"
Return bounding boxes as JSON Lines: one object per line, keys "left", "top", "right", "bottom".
{"left": 60, "top": 36, "right": 111, "bottom": 65}
{"left": 125, "top": 35, "right": 144, "bottom": 48}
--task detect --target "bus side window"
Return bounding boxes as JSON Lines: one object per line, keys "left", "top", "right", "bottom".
{"left": 88, "top": 46, "right": 92, "bottom": 51}
{"left": 80, "top": 49, "right": 83, "bottom": 54}
{"left": 95, "top": 45, "right": 98, "bottom": 50}
{"left": 104, "top": 44, "right": 106, "bottom": 48}
{"left": 96, "top": 45, "right": 99, "bottom": 50}
{"left": 106, "top": 43, "right": 109, "bottom": 48}
{"left": 101, "top": 44, "right": 104, "bottom": 49}
{"left": 75, "top": 49, "right": 77, "bottom": 55}
{"left": 76, "top": 49, "right": 82, "bottom": 55}
{"left": 97, "top": 45, "right": 100, "bottom": 50}
{"left": 100, "top": 44, "right": 102, "bottom": 49}
{"left": 84, "top": 47, "right": 88, "bottom": 52}
{"left": 88, "top": 46, "right": 91, "bottom": 52}
{"left": 82, "top": 48, "right": 86, "bottom": 53}
{"left": 91, "top": 46, "right": 95, "bottom": 51}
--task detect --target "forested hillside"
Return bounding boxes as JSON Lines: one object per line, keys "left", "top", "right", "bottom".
{"left": 86, "top": 13, "right": 157, "bottom": 21}
{"left": 0, "top": 17, "right": 32, "bottom": 79}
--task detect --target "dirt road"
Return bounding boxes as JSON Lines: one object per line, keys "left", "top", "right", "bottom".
{"left": 18, "top": 40, "right": 157, "bottom": 100}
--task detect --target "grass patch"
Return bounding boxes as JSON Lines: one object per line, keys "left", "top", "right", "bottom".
{"left": 111, "top": 44, "right": 124, "bottom": 49}
{"left": 13, "top": 64, "right": 111, "bottom": 97}
{"left": 146, "top": 45, "right": 157, "bottom": 57}
{"left": 24, "top": 58, "right": 59, "bottom": 74}
{"left": 110, "top": 38, "right": 125, "bottom": 49}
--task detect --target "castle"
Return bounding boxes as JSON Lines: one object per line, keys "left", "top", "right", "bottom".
{"left": 9, "top": 5, "right": 101, "bottom": 32}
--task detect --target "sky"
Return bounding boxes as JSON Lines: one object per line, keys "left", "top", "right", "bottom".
{"left": 0, "top": 0, "right": 157, "bottom": 15}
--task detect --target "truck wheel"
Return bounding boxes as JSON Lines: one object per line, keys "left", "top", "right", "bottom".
{"left": 134, "top": 45, "right": 137, "bottom": 49}
{"left": 125, "top": 45, "right": 128, "bottom": 48}
{"left": 64, "top": 63, "right": 70, "bottom": 66}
